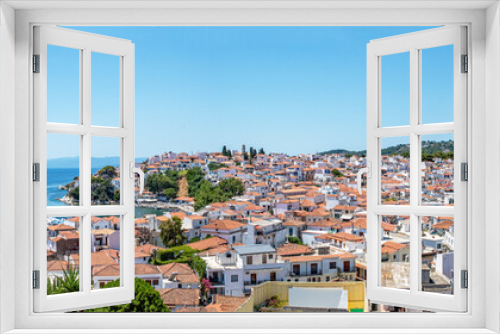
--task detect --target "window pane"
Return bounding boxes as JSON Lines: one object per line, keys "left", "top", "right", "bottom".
{"left": 381, "top": 52, "right": 410, "bottom": 127}
{"left": 91, "top": 52, "right": 121, "bottom": 127}
{"left": 381, "top": 137, "right": 410, "bottom": 205}
{"left": 380, "top": 215, "right": 411, "bottom": 290}
{"left": 91, "top": 216, "right": 121, "bottom": 290}
{"left": 421, "top": 134, "right": 454, "bottom": 206}
{"left": 421, "top": 45, "right": 454, "bottom": 124}
{"left": 47, "top": 45, "right": 81, "bottom": 124}
{"left": 47, "top": 133, "right": 80, "bottom": 206}
{"left": 47, "top": 216, "right": 81, "bottom": 295}
{"left": 421, "top": 216, "right": 454, "bottom": 295}
{"left": 91, "top": 136, "right": 121, "bottom": 206}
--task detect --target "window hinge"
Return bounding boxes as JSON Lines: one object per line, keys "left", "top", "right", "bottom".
{"left": 461, "top": 270, "right": 468, "bottom": 289}
{"left": 461, "top": 162, "right": 468, "bottom": 181}
{"left": 33, "top": 270, "right": 40, "bottom": 289}
{"left": 33, "top": 54, "right": 40, "bottom": 73}
{"left": 33, "top": 163, "right": 40, "bottom": 182}
{"left": 461, "top": 54, "right": 468, "bottom": 73}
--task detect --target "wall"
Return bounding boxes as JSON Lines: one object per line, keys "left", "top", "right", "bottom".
{"left": 239, "top": 281, "right": 365, "bottom": 312}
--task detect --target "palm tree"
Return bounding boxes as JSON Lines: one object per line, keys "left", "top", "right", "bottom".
{"left": 159, "top": 216, "right": 186, "bottom": 247}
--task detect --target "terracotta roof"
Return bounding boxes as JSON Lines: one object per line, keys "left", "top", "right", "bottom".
{"left": 186, "top": 236, "right": 228, "bottom": 251}
{"left": 202, "top": 219, "right": 244, "bottom": 231}
{"left": 135, "top": 263, "right": 162, "bottom": 276}
{"left": 158, "top": 288, "right": 199, "bottom": 307}
{"left": 157, "top": 263, "right": 199, "bottom": 283}
{"left": 205, "top": 295, "right": 249, "bottom": 312}
{"left": 47, "top": 224, "right": 76, "bottom": 232}
{"left": 136, "top": 244, "right": 164, "bottom": 255}
{"left": 381, "top": 241, "right": 409, "bottom": 254}
{"left": 308, "top": 218, "right": 342, "bottom": 227}
{"left": 91, "top": 251, "right": 119, "bottom": 267}
{"left": 282, "top": 220, "right": 306, "bottom": 227}
{"left": 92, "top": 264, "right": 120, "bottom": 277}
{"left": 432, "top": 219, "right": 454, "bottom": 230}
{"left": 277, "top": 243, "right": 314, "bottom": 257}
{"left": 47, "top": 260, "right": 71, "bottom": 271}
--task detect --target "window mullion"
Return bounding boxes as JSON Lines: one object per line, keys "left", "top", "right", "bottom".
{"left": 409, "top": 47, "right": 420, "bottom": 294}
{"left": 81, "top": 47, "right": 92, "bottom": 295}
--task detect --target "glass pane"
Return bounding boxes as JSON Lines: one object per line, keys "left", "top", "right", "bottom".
{"left": 421, "top": 216, "right": 454, "bottom": 294}
{"left": 47, "top": 133, "right": 80, "bottom": 206}
{"left": 381, "top": 137, "right": 410, "bottom": 205}
{"left": 380, "top": 215, "right": 411, "bottom": 290}
{"left": 421, "top": 45, "right": 454, "bottom": 124}
{"left": 91, "top": 216, "right": 121, "bottom": 290}
{"left": 47, "top": 216, "right": 80, "bottom": 295}
{"left": 421, "top": 134, "right": 454, "bottom": 206}
{"left": 91, "top": 52, "right": 121, "bottom": 127}
{"left": 47, "top": 45, "right": 81, "bottom": 124}
{"left": 381, "top": 52, "right": 410, "bottom": 127}
{"left": 91, "top": 136, "right": 121, "bottom": 205}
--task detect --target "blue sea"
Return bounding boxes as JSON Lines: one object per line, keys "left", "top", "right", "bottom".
{"left": 47, "top": 168, "right": 166, "bottom": 217}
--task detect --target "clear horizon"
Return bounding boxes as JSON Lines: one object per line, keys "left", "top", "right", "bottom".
{"left": 47, "top": 26, "right": 453, "bottom": 159}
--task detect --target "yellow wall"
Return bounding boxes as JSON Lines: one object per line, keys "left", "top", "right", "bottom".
{"left": 237, "top": 281, "right": 365, "bottom": 312}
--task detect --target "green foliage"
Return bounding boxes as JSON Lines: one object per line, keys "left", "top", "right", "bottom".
{"left": 218, "top": 177, "right": 244, "bottom": 197}
{"left": 84, "top": 278, "right": 169, "bottom": 313}
{"left": 258, "top": 148, "right": 265, "bottom": 155}
{"left": 47, "top": 266, "right": 80, "bottom": 295}
{"left": 191, "top": 256, "right": 207, "bottom": 278}
{"left": 319, "top": 139, "right": 454, "bottom": 158}
{"left": 159, "top": 216, "right": 187, "bottom": 248}
{"left": 145, "top": 172, "right": 178, "bottom": 196}
{"left": 189, "top": 237, "right": 200, "bottom": 242}
{"left": 208, "top": 162, "right": 227, "bottom": 171}
{"left": 114, "top": 189, "right": 120, "bottom": 201}
{"left": 68, "top": 186, "right": 80, "bottom": 201}
{"left": 194, "top": 182, "right": 227, "bottom": 210}
{"left": 163, "top": 188, "right": 177, "bottom": 199}
{"left": 153, "top": 245, "right": 207, "bottom": 278}
{"left": 287, "top": 236, "right": 303, "bottom": 245}
{"left": 91, "top": 175, "right": 116, "bottom": 204}
{"left": 98, "top": 165, "right": 117, "bottom": 179}
{"left": 331, "top": 169, "right": 344, "bottom": 178}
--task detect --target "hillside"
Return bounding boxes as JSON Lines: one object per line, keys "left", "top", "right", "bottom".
{"left": 319, "top": 140, "right": 454, "bottom": 157}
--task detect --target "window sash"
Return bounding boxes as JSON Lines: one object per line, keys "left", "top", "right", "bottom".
{"left": 366, "top": 26, "right": 468, "bottom": 312}
{"left": 32, "top": 25, "right": 136, "bottom": 313}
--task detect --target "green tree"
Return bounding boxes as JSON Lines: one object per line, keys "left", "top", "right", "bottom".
{"left": 208, "top": 162, "right": 226, "bottom": 171}
{"left": 98, "top": 165, "right": 117, "bottom": 179}
{"left": 84, "top": 278, "right": 170, "bottom": 313}
{"left": 114, "top": 189, "right": 120, "bottom": 201}
{"left": 222, "top": 145, "right": 227, "bottom": 156}
{"left": 287, "top": 236, "right": 303, "bottom": 245}
{"left": 331, "top": 169, "right": 344, "bottom": 178}
{"left": 159, "top": 216, "right": 187, "bottom": 247}
{"left": 258, "top": 148, "right": 265, "bottom": 155}
{"left": 163, "top": 188, "right": 177, "bottom": 199}
{"left": 68, "top": 186, "right": 80, "bottom": 201}
{"left": 218, "top": 177, "right": 244, "bottom": 197}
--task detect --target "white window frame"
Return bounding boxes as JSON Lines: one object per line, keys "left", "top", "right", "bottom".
{"left": 0, "top": 1, "right": 498, "bottom": 333}
{"left": 365, "top": 26, "right": 467, "bottom": 312}
{"left": 32, "top": 25, "right": 136, "bottom": 312}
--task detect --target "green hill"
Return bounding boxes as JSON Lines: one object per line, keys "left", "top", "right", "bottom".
{"left": 319, "top": 140, "right": 454, "bottom": 157}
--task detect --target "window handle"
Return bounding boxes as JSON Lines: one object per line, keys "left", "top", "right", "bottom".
{"left": 130, "top": 162, "right": 145, "bottom": 194}
{"left": 356, "top": 162, "right": 371, "bottom": 195}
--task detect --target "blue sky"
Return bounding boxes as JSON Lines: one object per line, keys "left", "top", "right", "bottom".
{"left": 47, "top": 26, "right": 454, "bottom": 159}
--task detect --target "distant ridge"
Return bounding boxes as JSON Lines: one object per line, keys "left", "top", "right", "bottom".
{"left": 47, "top": 157, "right": 147, "bottom": 169}
{"left": 319, "top": 140, "right": 454, "bottom": 157}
